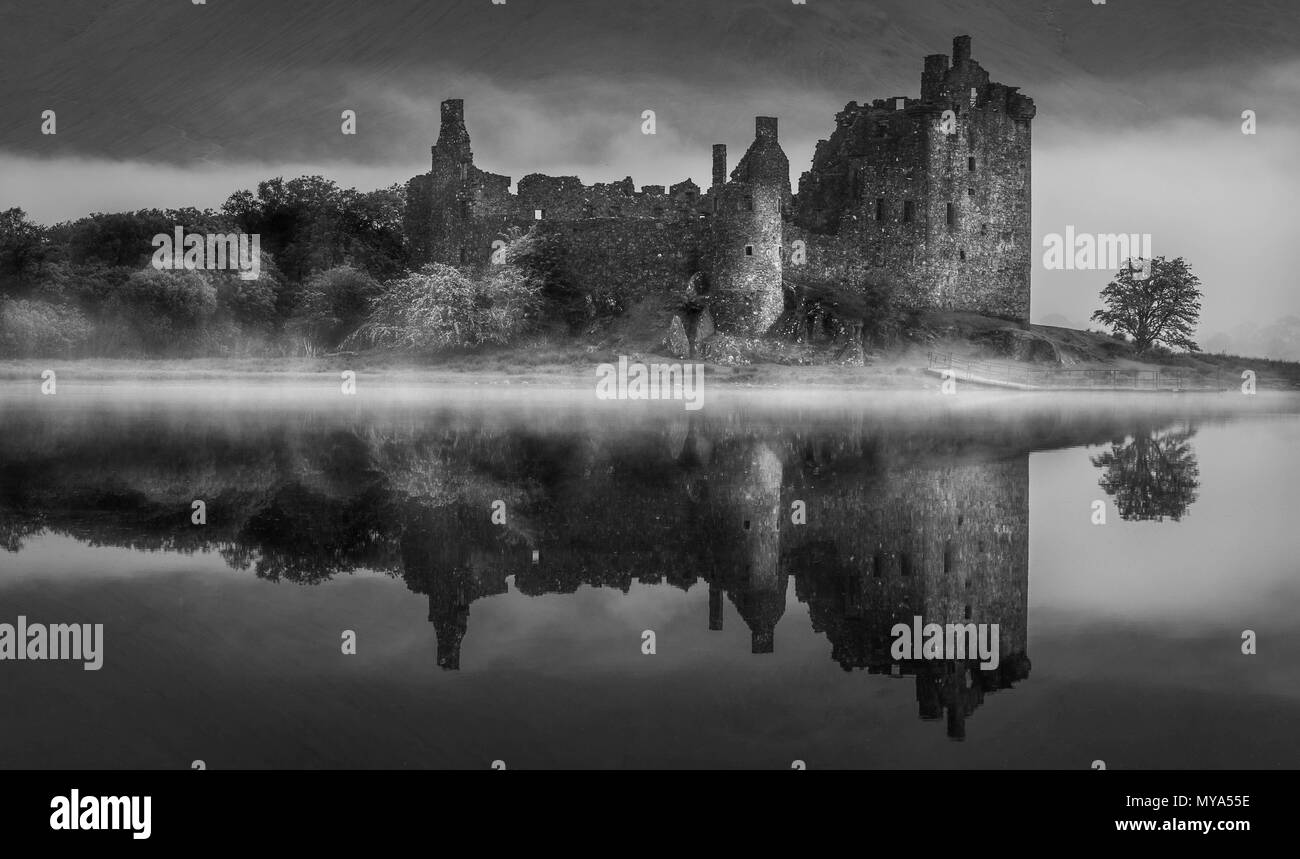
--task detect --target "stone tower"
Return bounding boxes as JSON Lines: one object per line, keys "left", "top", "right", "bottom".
{"left": 791, "top": 36, "right": 1035, "bottom": 321}
{"left": 709, "top": 117, "right": 790, "bottom": 337}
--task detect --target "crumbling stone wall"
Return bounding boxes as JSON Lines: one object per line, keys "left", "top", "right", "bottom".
{"left": 550, "top": 218, "right": 705, "bottom": 315}
{"left": 405, "top": 35, "right": 1033, "bottom": 335}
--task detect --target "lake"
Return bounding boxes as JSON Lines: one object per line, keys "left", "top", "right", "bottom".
{"left": 1, "top": 383, "right": 1297, "bottom": 769}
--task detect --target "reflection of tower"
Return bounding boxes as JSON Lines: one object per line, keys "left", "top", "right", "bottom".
{"left": 708, "top": 583, "right": 724, "bottom": 631}
{"left": 788, "top": 445, "right": 1031, "bottom": 738}
{"left": 428, "top": 585, "right": 470, "bottom": 670}
{"left": 702, "top": 439, "right": 786, "bottom": 653}
{"left": 399, "top": 503, "right": 510, "bottom": 671}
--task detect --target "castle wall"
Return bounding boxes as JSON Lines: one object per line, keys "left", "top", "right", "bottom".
{"left": 406, "top": 36, "right": 1033, "bottom": 333}
{"left": 549, "top": 218, "right": 706, "bottom": 314}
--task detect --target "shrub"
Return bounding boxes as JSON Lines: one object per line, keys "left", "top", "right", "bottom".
{"left": 114, "top": 268, "right": 218, "bottom": 354}
{"left": 347, "top": 263, "right": 541, "bottom": 352}
{"left": 0, "top": 298, "right": 92, "bottom": 357}
{"left": 504, "top": 223, "right": 584, "bottom": 328}
{"left": 288, "top": 265, "right": 381, "bottom": 351}
{"left": 213, "top": 273, "right": 279, "bottom": 332}
{"left": 786, "top": 271, "right": 914, "bottom": 349}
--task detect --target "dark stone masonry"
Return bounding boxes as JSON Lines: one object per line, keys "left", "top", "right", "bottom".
{"left": 404, "top": 36, "right": 1035, "bottom": 336}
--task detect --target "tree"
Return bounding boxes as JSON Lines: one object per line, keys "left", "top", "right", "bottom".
{"left": 0, "top": 208, "right": 47, "bottom": 293}
{"left": 1091, "top": 256, "right": 1202, "bottom": 352}
{"left": 221, "top": 176, "right": 407, "bottom": 285}
{"left": 115, "top": 268, "right": 218, "bottom": 354}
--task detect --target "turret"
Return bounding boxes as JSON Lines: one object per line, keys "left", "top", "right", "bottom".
{"left": 708, "top": 116, "right": 789, "bottom": 336}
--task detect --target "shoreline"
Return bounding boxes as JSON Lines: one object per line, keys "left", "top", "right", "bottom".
{"left": 3, "top": 355, "right": 1297, "bottom": 391}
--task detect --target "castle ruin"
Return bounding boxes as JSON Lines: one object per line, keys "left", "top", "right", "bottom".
{"left": 404, "top": 35, "right": 1035, "bottom": 337}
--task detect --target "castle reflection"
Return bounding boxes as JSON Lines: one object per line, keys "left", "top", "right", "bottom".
{"left": 0, "top": 402, "right": 1202, "bottom": 739}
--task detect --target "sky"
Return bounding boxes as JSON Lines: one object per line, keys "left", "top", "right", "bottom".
{"left": 1, "top": 0, "right": 1297, "bottom": 334}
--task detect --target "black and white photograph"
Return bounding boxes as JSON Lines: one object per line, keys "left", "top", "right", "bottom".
{"left": 0, "top": 0, "right": 1295, "bottom": 842}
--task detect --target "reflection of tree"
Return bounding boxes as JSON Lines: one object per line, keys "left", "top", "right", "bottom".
{"left": 0, "top": 513, "right": 44, "bottom": 553}
{"left": 1091, "top": 425, "right": 1200, "bottom": 522}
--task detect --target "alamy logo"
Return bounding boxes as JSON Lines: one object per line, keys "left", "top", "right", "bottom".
{"left": 50, "top": 790, "right": 151, "bottom": 840}
{"left": 596, "top": 356, "right": 704, "bottom": 411}
{"left": 0, "top": 616, "right": 103, "bottom": 670}
{"left": 890, "top": 615, "right": 1000, "bottom": 670}
{"left": 1042, "top": 226, "right": 1151, "bottom": 278}
{"left": 151, "top": 228, "right": 261, "bottom": 280}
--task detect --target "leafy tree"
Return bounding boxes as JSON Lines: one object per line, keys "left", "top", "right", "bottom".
{"left": 210, "top": 263, "right": 281, "bottom": 333}
{"left": 47, "top": 208, "right": 229, "bottom": 269}
{"left": 0, "top": 208, "right": 47, "bottom": 293}
{"left": 1091, "top": 256, "right": 1202, "bottom": 352}
{"left": 31, "top": 261, "right": 134, "bottom": 310}
{"left": 222, "top": 176, "right": 407, "bottom": 285}
{"left": 115, "top": 268, "right": 218, "bottom": 354}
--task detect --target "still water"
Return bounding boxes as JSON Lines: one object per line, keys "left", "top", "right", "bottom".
{"left": 1, "top": 384, "right": 1297, "bottom": 769}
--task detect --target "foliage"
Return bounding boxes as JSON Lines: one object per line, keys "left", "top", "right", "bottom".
{"left": 288, "top": 265, "right": 382, "bottom": 351}
{"left": 31, "top": 261, "right": 133, "bottom": 310}
{"left": 347, "top": 262, "right": 541, "bottom": 352}
{"left": 0, "top": 298, "right": 93, "bottom": 357}
{"left": 0, "top": 208, "right": 47, "bottom": 292}
{"left": 1091, "top": 256, "right": 1202, "bottom": 352}
{"left": 786, "top": 271, "right": 914, "bottom": 348}
{"left": 502, "top": 222, "right": 583, "bottom": 328}
{"left": 222, "top": 176, "right": 407, "bottom": 285}
{"left": 44, "top": 208, "right": 231, "bottom": 269}
{"left": 113, "top": 268, "right": 218, "bottom": 354}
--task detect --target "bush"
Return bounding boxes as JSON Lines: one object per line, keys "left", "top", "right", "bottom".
{"left": 288, "top": 265, "right": 381, "bottom": 352}
{"left": 347, "top": 263, "right": 541, "bottom": 352}
{"left": 0, "top": 299, "right": 92, "bottom": 357}
{"left": 503, "top": 223, "right": 584, "bottom": 328}
{"left": 785, "top": 271, "right": 915, "bottom": 349}
{"left": 213, "top": 273, "right": 278, "bottom": 333}
{"left": 114, "top": 268, "right": 218, "bottom": 355}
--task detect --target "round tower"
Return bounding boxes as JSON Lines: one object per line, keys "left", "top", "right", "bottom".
{"left": 709, "top": 117, "right": 789, "bottom": 337}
